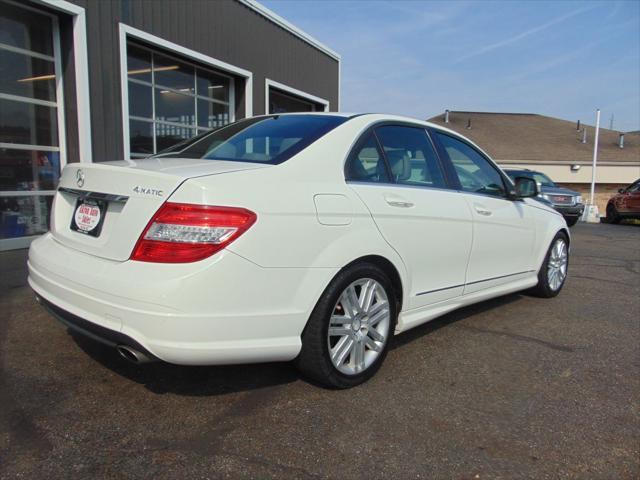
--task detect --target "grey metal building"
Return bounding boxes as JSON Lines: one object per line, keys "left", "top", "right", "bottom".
{"left": 0, "top": 0, "right": 340, "bottom": 250}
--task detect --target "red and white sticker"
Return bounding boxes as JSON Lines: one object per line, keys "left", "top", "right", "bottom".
{"left": 74, "top": 203, "right": 101, "bottom": 232}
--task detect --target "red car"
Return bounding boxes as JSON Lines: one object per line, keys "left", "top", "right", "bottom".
{"left": 606, "top": 179, "right": 640, "bottom": 223}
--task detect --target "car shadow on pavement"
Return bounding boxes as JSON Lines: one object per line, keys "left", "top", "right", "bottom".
{"left": 69, "top": 292, "right": 525, "bottom": 396}
{"left": 70, "top": 333, "right": 300, "bottom": 395}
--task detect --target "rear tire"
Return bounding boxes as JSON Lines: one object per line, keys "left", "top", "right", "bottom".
{"left": 295, "top": 263, "right": 397, "bottom": 389}
{"left": 529, "top": 231, "right": 569, "bottom": 298}
{"left": 606, "top": 204, "right": 621, "bottom": 224}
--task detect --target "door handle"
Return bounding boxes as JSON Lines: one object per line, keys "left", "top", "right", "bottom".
{"left": 474, "top": 205, "right": 492, "bottom": 216}
{"left": 384, "top": 195, "right": 414, "bottom": 208}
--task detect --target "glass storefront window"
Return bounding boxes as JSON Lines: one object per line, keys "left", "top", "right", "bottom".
{"left": 269, "top": 89, "right": 316, "bottom": 114}
{"left": 0, "top": 194, "right": 53, "bottom": 239}
{"left": 197, "top": 99, "right": 228, "bottom": 129}
{"left": 128, "top": 81, "right": 152, "bottom": 118}
{"left": 126, "top": 42, "right": 234, "bottom": 157}
{"left": 0, "top": 148, "right": 60, "bottom": 191}
{"left": 0, "top": 2, "right": 54, "bottom": 56}
{"left": 129, "top": 120, "right": 154, "bottom": 156}
{"left": 0, "top": 48, "right": 56, "bottom": 101}
{"left": 0, "top": 1, "right": 62, "bottom": 249}
{"left": 0, "top": 98, "right": 58, "bottom": 146}
{"left": 154, "top": 53, "right": 194, "bottom": 92}
{"left": 126, "top": 44, "right": 152, "bottom": 83}
{"left": 196, "top": 69, "right": 230, "bottom": 102}
{"left": 154, "top": 88, "right": 195, "bottom": 125}
{"left": 155, "top": 123, "right": 196, "bottom": 151}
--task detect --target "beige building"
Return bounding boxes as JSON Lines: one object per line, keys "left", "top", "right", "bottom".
{"left": 427, "top": 111, "right": 640, "bottom": 212}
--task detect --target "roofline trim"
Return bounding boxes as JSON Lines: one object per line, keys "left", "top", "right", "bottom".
{"left": 237, "top": 0, "right": 341, "bottom": 61}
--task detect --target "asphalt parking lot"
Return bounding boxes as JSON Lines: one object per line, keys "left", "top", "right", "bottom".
{"left": 1, "top": 223, "right": 638, "bottom": 479}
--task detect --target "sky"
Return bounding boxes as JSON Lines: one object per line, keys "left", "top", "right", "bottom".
{"left": 261, "top": 0, "right": 640, "bottom": 131}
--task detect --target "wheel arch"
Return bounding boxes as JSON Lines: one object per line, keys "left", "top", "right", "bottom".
{"left": 343, "top": 255, "right": 404, "bottom": 313}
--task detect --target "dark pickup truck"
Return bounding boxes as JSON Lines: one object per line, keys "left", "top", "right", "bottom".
{"left": 505, "top": 169, "right": 584, "bottom": 226}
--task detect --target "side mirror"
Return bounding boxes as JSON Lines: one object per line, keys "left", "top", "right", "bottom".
{"left": 618, "top": 188, "right": 625, "bottom": 194}
{"left": 514, "top": 176, "right": 539, "bottom": 198}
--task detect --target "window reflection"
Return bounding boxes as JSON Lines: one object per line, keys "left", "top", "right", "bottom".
{"left": 0, "top": 148, "right": 60, "bottom": 191}
{"left": 0, "top": 49, "right": 56, "bottom": 101}
{"left": 0, "top": 2, "right": 54, "bottom": 56}
{"left": 0, "top": 97, "right": 58, "bottom": 146}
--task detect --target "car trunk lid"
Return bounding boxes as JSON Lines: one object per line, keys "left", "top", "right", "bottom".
{"left": 51, "top": 159, "right": 269, "bottom": 261}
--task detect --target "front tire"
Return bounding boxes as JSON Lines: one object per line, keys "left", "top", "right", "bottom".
{"left": 295, "top": 263, "right": 397, "bottom": 389}
{"left": 529, "top": 232, "right": 569, "bottom": 298}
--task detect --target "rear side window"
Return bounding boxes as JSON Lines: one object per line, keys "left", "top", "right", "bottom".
{"left": 434, "top": 131, "right": 506, "bottom": 198}
{"left": 374, "top": 126, "right": 446, "bottom": 188}
{"left": 155, "top": 115, "right": 348, "bottom": 164}
{"left": 345, "top": 133, "right": 390, "bottom": 183}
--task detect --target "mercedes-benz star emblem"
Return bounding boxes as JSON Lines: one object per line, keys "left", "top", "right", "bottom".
{"left": 76, "top": 169, "right": 85, "bottom": 188}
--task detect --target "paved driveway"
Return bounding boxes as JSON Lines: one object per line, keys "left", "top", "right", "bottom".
{"left": 1, "top": 223, "right": 638, "bottom": 479}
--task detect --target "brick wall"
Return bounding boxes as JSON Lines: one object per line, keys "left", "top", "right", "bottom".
{"left": 557, "top": 183, "right": 625, "bottom": 213}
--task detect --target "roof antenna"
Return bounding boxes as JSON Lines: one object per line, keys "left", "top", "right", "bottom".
{"left": 444, "top": 109, "right": 450, "bottom": 123}
{"left": 466, "top": 118, "right": 472, "bottom": 130}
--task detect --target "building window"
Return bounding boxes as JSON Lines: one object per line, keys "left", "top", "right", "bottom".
{"left": 0, "top": 1, "right": 63, "bottom": 246}
{"left": 126, "top": 42, "right": 234, "bottom": 158}
{"left": 269, "top": 88, "right": 317, "bottom": 114}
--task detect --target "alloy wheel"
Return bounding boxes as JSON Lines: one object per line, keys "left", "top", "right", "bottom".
{"left": 327, "top": 278, "right": 391, "bottom": 375}
{"left": 547, "top": 238, "right": 568, "bottom": 291}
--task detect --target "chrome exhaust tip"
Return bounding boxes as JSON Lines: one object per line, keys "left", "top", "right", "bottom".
{"left": 116, "top": 345, "right": 153, "bottom": 364}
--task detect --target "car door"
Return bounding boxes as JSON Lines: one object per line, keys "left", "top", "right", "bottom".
{"left": 430, "top": 130, "right": 536, "bottom": 294}
{"left": 346, "top": 125, "right": 473, "bottom": 309}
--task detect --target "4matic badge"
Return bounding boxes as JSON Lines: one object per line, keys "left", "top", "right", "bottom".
{"left": 133, "top": 186, "right": 164, "bottom": 197}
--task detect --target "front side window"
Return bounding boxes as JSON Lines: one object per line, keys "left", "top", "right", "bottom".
{"left": 374, "top": 126, "right": 446, "bottom": 188}
{"left": 434, "top": 132, "right": 506, "bottom": 198}
{"left": 156, "top": 115, "right": 347, "bottom": 164}
{"left": 345, "top": 133, "right": 389, "bottom": 183}
{"left": 126, "top": 43, "right": 233, "bottom": 158}
{"left": 626, "top": 180, "right": 640, "bottom": 193}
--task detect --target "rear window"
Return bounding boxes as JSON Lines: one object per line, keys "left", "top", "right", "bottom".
{"left": 153, "top": 115, "right": 348, "bottom": 164}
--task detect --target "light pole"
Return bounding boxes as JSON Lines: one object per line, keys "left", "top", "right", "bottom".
{"left": 583, "top": 109, "right": 601, "bottom": 223}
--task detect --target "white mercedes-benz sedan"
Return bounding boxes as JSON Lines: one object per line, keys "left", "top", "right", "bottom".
{"left": 28, "top": 113, "right": 569, "bottom": 388}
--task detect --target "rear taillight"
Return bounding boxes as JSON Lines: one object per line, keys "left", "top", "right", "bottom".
{"left": 131, "top": 203, "right": 257, "bottom": 263}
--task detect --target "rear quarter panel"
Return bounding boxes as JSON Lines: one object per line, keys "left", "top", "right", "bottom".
{"left": 167, "top": 119, "right": 411, "bottom": 304}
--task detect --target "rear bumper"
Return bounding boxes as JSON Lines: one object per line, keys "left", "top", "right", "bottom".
{"left": 37, "top": 295, "right": 159, "bottom": 361}
{"left": 28, "top": 233, "right": 337, "bottom": 365}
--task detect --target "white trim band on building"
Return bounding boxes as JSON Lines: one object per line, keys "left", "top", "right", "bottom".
{"left": 34, "top": 0, "right": 93, "bottom": 164}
